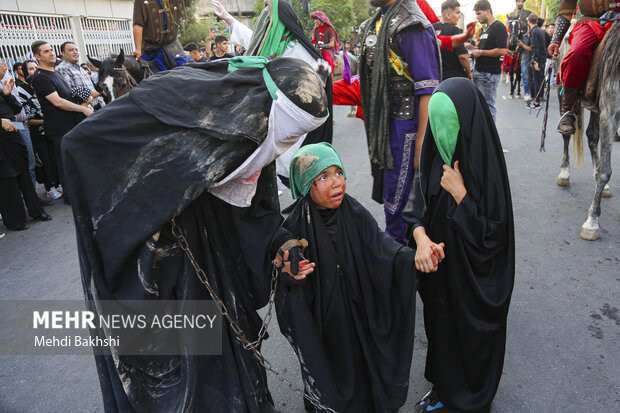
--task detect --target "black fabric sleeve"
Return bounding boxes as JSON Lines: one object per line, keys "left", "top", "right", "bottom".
{"left": 32, "top": 75, "right": 56, "bottom": 99}
{"left": 532, "top": 29, "right": 547, "bottom": 64}
{"left": 446, "top": 192, "right": 508, "bottom": 254}
{"left": 494, "top": 22, "right": 508, "bottom": 49}
{"left": 400, "top": 172, "right": 428, "bottom": 243}
{"left": 1, "top": 92, "right": 22, "bottom": 115}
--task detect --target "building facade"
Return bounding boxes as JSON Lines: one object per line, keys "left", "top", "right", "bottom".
{"left": 1, "top": 0, "right": 134, "bottom": 71}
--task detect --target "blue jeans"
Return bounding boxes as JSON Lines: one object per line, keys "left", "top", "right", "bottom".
{"left": 473, "top": 71, "right": 500, "bottom": 120}
{"left": 18, "top": 127, "right": 36, "bottom": 188}
{"left": 521, "top": 58, "right": 530, "bottom": 95}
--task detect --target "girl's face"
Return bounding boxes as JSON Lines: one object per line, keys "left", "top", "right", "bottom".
{"left": 310, "top": 165, "right": 346, "bottom": 209}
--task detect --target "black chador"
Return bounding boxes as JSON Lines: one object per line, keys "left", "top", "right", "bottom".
{"left": 62, "top": 57, "right": 328, "bottom": 412}
{"left": 276, "top": 194, "right": 417, "bottom": 412}
{"left": 403, "top": 77, "right": 515, "bottom": 413}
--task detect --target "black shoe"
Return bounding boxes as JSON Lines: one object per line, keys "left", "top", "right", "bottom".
{"left": 34, "top": 213, "right": 52, "bottom": 222}
{"left": 7, "top": 223, "right": 29, "bottom": 231}
{"left": 532, "top": 102, "right": 541, "bottom": 108}
{"left": 39, "top": 197, "right": 55, "bottom": 206}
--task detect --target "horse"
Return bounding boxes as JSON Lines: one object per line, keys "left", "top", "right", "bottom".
{"left": 88, "top": 49, "right": 160, "bottom": 104}
{"left": 504, "top": 18, "right": 524, "bottom": 98}
{"left": 554, "top": 21, "right": 619, "bottom": 241}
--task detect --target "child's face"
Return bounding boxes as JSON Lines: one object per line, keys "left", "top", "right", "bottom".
{"left": 309, "top": 165, "right": 346, "bottom": 209}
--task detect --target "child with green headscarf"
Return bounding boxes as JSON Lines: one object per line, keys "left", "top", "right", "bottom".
{"left": 276, "top": 142, "right": 418, "bottom": 412}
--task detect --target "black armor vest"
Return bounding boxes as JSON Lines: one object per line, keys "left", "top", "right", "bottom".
{"left": 361, "top": 0, "right": 431, "bottom": 120}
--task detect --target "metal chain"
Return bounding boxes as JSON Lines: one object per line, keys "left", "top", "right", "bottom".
{"left": 170, "top": 219, "right": 337, "bottom": 413}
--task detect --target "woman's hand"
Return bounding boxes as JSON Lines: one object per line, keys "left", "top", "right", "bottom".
{"left": 281, "top": 249, "right": 315, "bottom": 280}
{"left": 413, "top": 227, "right": 445, "bottom": 273}
{"left": 441, "top": 161, "right": 467, "bottom": 205}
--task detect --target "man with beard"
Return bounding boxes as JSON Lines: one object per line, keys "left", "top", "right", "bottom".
{"left": 358, "top": 0, "right": 440, "bottom": 244}
{"left": 469, "top": 0, "right": 508, "bottom": 120}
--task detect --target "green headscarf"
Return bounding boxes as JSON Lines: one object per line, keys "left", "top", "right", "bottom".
{"left": 428, "top": 91, "right": 460, "bottom": 165}
{"left": 289, "top": 143, "right": 346, "bottom": 199}
{"left": 247, "top": 0, "right": 293, "bottom": 58}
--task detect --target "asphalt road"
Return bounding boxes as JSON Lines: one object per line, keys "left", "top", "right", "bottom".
{"left": 1, "top": 80, "right": 619, "bottom": 412}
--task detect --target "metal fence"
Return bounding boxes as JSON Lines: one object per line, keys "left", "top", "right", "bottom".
{"left": 0, "top": 11, "right": 133, "bottom": 72}
{"left": 0, "top": 12, "right": 74, "bottom": 69}
{"left": 80, "top": 17, "right": 134, "bottom": 60}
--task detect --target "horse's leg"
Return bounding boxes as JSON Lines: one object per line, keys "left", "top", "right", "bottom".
{"left": 509, "top": 74, "right": 515, "bottom": 98}
{"left": 580, "top": 111, "right": 613, "bottom": 240}
{"left": 557, "top": 133, "right": 571, "bottom": 186}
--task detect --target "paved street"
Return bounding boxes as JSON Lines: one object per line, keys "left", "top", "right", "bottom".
{"left": 1, "top": 80, "right": 619, "bottom": 412}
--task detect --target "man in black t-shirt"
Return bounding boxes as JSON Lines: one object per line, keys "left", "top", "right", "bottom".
{"left": 210, "top": 36, "right": 234, "bottom": 61}
{"left": 434, "top": 0, "right": 471, "bottom": 80}
{"left": 30, "top": 40, "right": 93, "bottom": 203}
{"left": 470, "top": 0, "right": 508, "bottom": 120}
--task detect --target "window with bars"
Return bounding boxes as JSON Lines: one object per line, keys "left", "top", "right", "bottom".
{"left": 80, "top": 17, "right": 134, "bottom": 60}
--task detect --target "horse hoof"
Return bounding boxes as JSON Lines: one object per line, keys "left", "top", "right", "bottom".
{"left": 580, "top": 228, "right": 599, "bottom": 241}
{"left": 581, "top": 217, "right": 600, "bottom": 241}
{"left": 602, "top": 189, "right": 612, "bottom": 198}
{"left": 557, "top": 178, "right": 570, "bottom": 187}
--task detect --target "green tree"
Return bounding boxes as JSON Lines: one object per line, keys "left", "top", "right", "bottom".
{"left": 544, "top": 0, "right": 561, "bottom": 20}
{"left": 252, "top": 0, "right": 361, "bottom": 43}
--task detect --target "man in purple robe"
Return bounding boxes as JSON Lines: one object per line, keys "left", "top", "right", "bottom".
{"left": 359, "top": 0, "right": 440, "bottom": 243}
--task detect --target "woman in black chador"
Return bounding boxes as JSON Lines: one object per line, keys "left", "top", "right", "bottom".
{"left": 62, "top": 57, "right": 327, "bottom": 412}
{"left": 403, "top": 77, "right": 515, "bottom": 413}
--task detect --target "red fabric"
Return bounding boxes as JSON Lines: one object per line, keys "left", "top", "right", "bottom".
{"left": 438, "top": 35, "right": 453, "bottom": 50}
{"left": 561, "top": 21, "right": 610, "bottom": 88}
{"left": 333, "top": 78, "right": 363, "bottom": 119}
{"left": 321, "top": 48, "right": 335, "bottom": 72}
{"left": 418, "top": 0, "right": 439, "bottom": 24}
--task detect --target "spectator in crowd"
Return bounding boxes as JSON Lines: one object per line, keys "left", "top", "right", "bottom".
{"left": 517, "top": 24, "right": 532, "bottom": 102}
{"left": 8, "top": 62, "right": 38, "bottom": 189}
{"left": 86, "top": 61, "right": 99, "bottom": 84}
{"left": 210, "top": 35, "right": 234, "bottom": 60}
{"left": 21, "top": 59, "right": 62, "bottom": 200}
{"left": 345, "top": 41, "right": 352, "bottom": 52}
{"left": 545, "top": 23, "right": 556, "bottom": 87}
{"left": 470, "top": 0, "right": 508, "bottom": 120}
{"left": 183, "top": 42, "right": 209, "bottom": 62}
{"left": 0, "top": 74, "right": 52, "bottom": 231}
{"left": 528, "top": 13, "right": 546, "bottom": 108}
{"left": 434, "top": 0, "right": 472, "bottom": 80}
{"left": 199, "top": 47, "right": 207, "bottom": 57}
{"left": 56, "top": 41, "right": 105, "bottom": 109}
{"left": 31, "top": 40, "right": 93, "bottom": 204}
{"left": 132, "top": 0, "right": 191, "bottom": 69}
{"left": 80, "top": 63, "right": 94, "bottom": 82}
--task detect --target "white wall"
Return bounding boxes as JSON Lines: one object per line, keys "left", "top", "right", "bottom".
{"left": 0, "top": 0, "right": 133, "bottom": 19}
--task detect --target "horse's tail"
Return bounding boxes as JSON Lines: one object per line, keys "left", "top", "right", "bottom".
{"left": 573, "top": 101, "right": 585, "bottom": 169}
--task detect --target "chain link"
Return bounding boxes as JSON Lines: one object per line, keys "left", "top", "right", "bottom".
{"left": 170, "top": 219, "right": 337, "bottom": 413}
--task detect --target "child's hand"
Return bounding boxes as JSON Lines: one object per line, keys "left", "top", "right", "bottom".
{"left": 282, "top": 249, "right": 315, "bottom": 280}
{"left": 415, "top": 240, "right": 445, "bottom": 273}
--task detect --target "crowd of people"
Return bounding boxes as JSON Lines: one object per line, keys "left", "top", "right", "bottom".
{"left": 0, "top": 39, "right": 103, "bottom": 237}
{"left": 2, "top": 0, "right": 615, "bottom": 412}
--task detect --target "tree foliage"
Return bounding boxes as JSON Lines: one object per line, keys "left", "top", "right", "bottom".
{"left": 179, "top": 2, "right": 233, "bottom": 47}
{"left": 252, "top": 0, "right": 369, "bottom": 43}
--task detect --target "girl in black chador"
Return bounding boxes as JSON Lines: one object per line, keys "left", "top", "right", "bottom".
{"left": 403, "top": 77, "right": 515, "bottom": 413}
{"left": 277, "top": 143, "right": 418, "bottom": 413}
